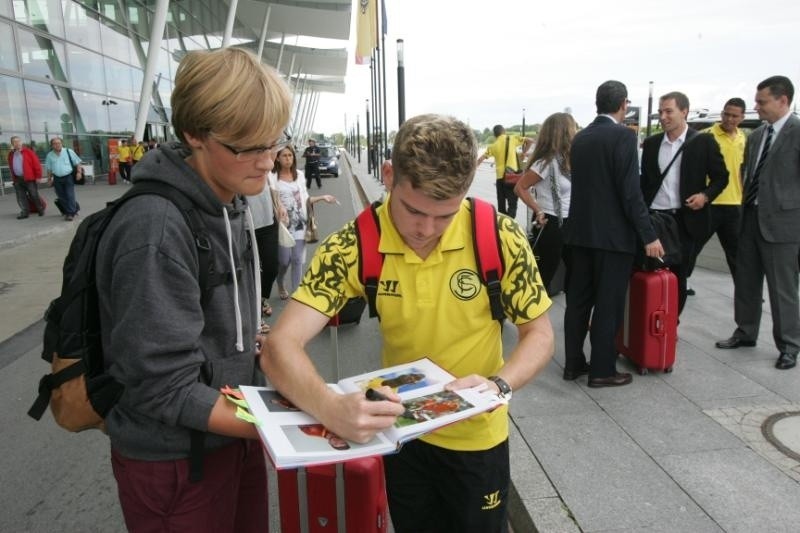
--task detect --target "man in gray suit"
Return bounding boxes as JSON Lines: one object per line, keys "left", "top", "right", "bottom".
{"left": 715, "top": 75, "right": 800, "bottom": 370}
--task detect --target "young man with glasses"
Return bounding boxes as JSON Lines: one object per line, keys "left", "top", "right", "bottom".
{"left": 95, "top": 47, "right": 292, "bottom": 532}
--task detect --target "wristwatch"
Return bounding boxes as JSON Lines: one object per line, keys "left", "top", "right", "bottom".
{"left": 487, "top": 376, "right": 512, "bottom": 400}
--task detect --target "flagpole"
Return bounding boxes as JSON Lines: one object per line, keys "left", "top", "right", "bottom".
{"left": 366, "top": 99, "right": 371, "bottom": 173}
{"left": 380, "top": 0, "right": 388, "bottom": 161}
{"left": 646, "top": 81, "right": 654, "bottom": 137}
{"left": 396, "top": 39, "right": 405, "bottom": 127}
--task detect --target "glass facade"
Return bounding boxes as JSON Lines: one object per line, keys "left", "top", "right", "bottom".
{"left": 1, "top": 0, "right": 256, "bottom": 182}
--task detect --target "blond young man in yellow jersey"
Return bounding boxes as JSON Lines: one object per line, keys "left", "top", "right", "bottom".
{"left": 688, "top": 98, "right": 747, "bottom": 279}
{"left": 264, "top": 114, "right": 554, "bottom": 533}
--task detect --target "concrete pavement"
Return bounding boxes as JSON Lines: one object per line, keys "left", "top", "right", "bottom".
{"left": 2, "top": 153, "right": 800, "bottom": 532}
{"left": 342, "top": 151, "right": 800, "bottom": 533}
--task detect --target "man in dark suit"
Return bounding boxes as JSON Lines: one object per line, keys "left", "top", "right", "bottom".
{"left": 640, "top": 91, "right": 729, "bottom": 314}
{"left": 716, "top": 75, "right": 800, "bottom": 370}
{"left": 563, "top": 80, "right": 663, "bottom": 387}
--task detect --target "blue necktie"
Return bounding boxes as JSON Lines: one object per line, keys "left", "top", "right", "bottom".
{"left": 744, "top": 125, "right": 774, "bottom": 206}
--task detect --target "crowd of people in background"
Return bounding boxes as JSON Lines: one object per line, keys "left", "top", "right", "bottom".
{"left": 1, "top": 40, "right": 797, "bottom": 530}
{"left": 495, "top": 75, "right": 799, "bottom": 384}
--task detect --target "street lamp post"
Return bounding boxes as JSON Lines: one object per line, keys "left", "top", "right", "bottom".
{"left": 365, "top": 99, "right": 371, "bottom": 174}
{"left": 397, "top": 39, "right": 405, "bottom": 127}
{"left": 521, "top": 108, "right": 526, "bottom": 138}
{"left": 646, "top": 81, "right": 654, "bottom": 137}
{"left": 357, "top": 115, "right": 361, "bottom": 163}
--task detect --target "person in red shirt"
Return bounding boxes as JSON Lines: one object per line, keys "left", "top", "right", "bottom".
{"left": 7, "top": 136, "right": 44, "bottom": 219}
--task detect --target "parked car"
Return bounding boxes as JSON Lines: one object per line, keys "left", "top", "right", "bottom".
{"left": 318, "top": 145, "right": 339, "bottom": 177}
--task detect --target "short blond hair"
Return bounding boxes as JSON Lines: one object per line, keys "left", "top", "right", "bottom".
{"left": 390, "top": 114, "right": 477, "bottom": 200}
{"left": 171, "top": 48, "right": 291, "bottom": 148}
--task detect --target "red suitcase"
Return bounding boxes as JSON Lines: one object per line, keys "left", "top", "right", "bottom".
{"left": 27, "top": 195, "right": 46, "bottom": 214}
{"left": 278, "top": 457, "right": 389, "bottom": 533}
{"left": 616, "top": 269, "right": 678, "bottom": 375}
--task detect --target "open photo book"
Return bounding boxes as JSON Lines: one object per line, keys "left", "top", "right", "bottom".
{"left": 239, "top": 357, "right": 507, "bottom": 469}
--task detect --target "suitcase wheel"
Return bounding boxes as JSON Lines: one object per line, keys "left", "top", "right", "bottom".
{"left": 637, "top": 367, "right": 649, "bottom": 376}
{"left": 664, "top": 367, "right": 673, "bottom": 373}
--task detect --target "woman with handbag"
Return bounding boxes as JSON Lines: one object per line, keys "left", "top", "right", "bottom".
{"left": 44, "top": 137, "right": 82, "bottom": 221}
{"left": 513, "top": 112, "right": 577, "bottom": 292}
{"left": 272, "top": 145, "right": 338, "bottom": 299}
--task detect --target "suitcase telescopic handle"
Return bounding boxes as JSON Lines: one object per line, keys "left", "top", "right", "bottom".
{"left": 651, "top": 311, "right": 665, "bottom": 336}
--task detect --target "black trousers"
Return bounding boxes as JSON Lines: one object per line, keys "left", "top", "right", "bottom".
{"left": 529, "top": 214, "right": 570, "bottom": 292}
{"left": 494, "top": 180, "right": 518, "bottom": 218}
{"left": 687, "top": 204, "right": 741, "bottom": 278}
{"left": 254, "top": 221, "right": 279, "bottom": 298}
{"left": 653, "top": 209, "right": 696, "bottom": 314}
{"left": 305, "top": 165, "right": 321, "bottom": 189}
{"left": 564, "top": 246, "right": 634, "bottom": 378}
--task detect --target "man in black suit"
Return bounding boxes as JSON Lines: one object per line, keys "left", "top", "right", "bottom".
{"left": 563, "top": 80, "right": 663, "bottom": 388}
{"left": 716, "top": 75, "right": 800, "bottom": 370}
{"left": 640, "top": 92, "right": 728, "bottom": 314}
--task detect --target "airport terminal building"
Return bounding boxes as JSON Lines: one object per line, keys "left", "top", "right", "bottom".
{"left": 1, "top": 0, "right": 351, "bottom": 181}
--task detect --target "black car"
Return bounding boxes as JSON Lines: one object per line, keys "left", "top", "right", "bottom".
{"left": 317, "top": 145, "right": 340, "bottom": 177}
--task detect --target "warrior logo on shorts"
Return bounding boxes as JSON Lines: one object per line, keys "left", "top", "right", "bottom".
{"left": 450, "top": 269, "right": 481, "bottom": 301}
{"left": 481, "top": 490, "right": 502, "bottom": 510}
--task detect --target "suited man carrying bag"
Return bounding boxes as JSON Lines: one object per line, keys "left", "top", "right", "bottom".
{"left": 640, "top": 91, "right": 728, "bottom": 315}
{"left": 563, "top": 80, "right": 664, "bottom": 388}
{"left": 716, "top": 75, "right": 800, "bottom": 370}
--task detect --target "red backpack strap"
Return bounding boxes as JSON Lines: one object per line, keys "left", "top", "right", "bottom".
{"left": 355, "top": 201, "right": 384, "bottom": 319}
{"left": 469, "top": 198, "right": 505, "bottom": 322}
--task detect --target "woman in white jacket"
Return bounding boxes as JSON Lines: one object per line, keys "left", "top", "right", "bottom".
{"left": 272, "top": 145, "right": 337, "bottom": 298}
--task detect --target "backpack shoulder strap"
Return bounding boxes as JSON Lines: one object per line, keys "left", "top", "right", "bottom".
{"left": 469, "top": 197, "right": 505, "bottom": 322}
{"left": 355, "top": 201, "right": 384, "bottom": 319}
{"left": 116, "top": 182, "right": 215, "bottom": 300}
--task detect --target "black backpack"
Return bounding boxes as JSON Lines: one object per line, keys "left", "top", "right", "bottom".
{"left": 28, "top": 182, "right": 216, "bottom": 433}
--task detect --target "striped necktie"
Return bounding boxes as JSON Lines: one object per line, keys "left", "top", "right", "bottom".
{"left": 744, "top": 125, "right": 774, "bottom": 206}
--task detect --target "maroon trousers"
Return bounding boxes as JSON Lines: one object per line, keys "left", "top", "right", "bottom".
{"left": 111, "top": 439, "right": 268, "bottom": 533}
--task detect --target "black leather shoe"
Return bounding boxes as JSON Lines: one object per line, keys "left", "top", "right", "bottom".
{"left": 776, "top": 353, "right": 797, "bottom": 370}
{"left": 588, "top": 372, "right": 633, "bottom": 388}
{"left": 563, "top": 361, "right": 590, "bottom": 381}
{"left": 715, "top": 336, "right": 756, "bottom": 349}
{"left": 16, "top": 213, "right": 28, "bottom": 219}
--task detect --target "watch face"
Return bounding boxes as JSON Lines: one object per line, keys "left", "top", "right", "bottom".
{"left": 490, "top": 376, "right": 510, "bottom": 395}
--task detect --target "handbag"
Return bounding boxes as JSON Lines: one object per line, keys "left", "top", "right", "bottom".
{"left": 304, "top": 200, "right": 319, "bottom": 243}
{"left": 502, "top": 136, "right": 523, "bottom": 185}
{"left": 635, "top": 210, "right": 682, "bottom": 270}
{"left": 67, "top": 150, "right": 84, "bottom": 185}
{"left": 278, "top": 222, "right": 295, "bottom": 248}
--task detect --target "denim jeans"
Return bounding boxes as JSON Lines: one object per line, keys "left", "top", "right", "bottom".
{"left": 53, "top": 173, "right": 78, "bottom": 215}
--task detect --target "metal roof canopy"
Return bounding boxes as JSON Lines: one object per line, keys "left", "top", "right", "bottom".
{"left": 234, "top": 0, "right": 352, "bottom": 42}
{"left": 238, "top": 40, "right": 348, "bottom": 78}
{"left": 289, "top": 75, "right": 345, "bottom": 94}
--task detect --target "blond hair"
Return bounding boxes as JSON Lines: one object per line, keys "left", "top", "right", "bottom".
{"left": 171, "top": 48, "right": 291, "bottom": 148}
{"left": 390, "top": 114, "right": 477, "bottom": 200}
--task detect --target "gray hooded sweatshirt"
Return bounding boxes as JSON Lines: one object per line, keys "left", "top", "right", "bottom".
{"left": 97, "top": 143, "right": 263, "bottom": 461}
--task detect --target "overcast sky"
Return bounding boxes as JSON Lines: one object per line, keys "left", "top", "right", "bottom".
{"left": 309, "top": 0, "right": 799, "bottom": 135}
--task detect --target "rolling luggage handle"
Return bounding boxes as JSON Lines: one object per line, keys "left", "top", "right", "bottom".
{"left": 295, "top": 464, "right": 347, "bottom": 533}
